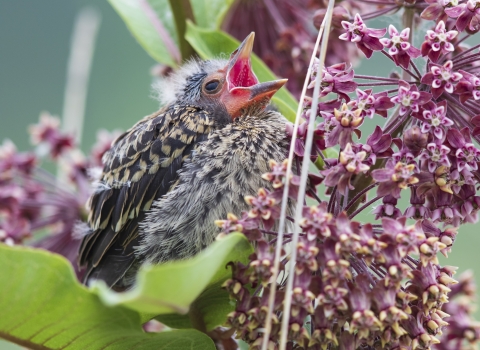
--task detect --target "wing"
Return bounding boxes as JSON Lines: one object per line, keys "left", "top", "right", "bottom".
{"left": 78, "top": 105, "right": 214, "bottom": 287}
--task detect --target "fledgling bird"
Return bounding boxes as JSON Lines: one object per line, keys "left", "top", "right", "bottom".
{"left": 78, "top": 33, "right": 290, "bottom": 290}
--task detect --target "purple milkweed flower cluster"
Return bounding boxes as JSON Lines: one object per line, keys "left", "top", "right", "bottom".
{"left": 223, "top": 0, "right": 371, "bottom": 97}
{"left": 0, "top": 112, "right": 120, "bottom": 276}
{"left": 221, "top": 1, "right": 480, "bottom": 349}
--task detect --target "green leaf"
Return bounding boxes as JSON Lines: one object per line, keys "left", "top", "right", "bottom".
{"left": 190, "top": 0, "right": 234, "bottom": 29}
{"left": 109, "top": 0, "right": 180, "bottom": 67}
{"left": 314, "top": 147, "right": 339, "bottom": 170}
{"left": 155, "top": 281, "right": 235, "bottom": 330}
{"left": 185, "top": 21, "right": 299, "bottom": 122}
{"left": 94, "top": 233, "right": 253, "bottom": 330}
{"left": 0, "top": 244, "right": 215, "bottom": 350}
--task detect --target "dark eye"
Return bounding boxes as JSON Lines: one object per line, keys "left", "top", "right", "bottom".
{"left": 204, "top": 80, "right": 220, "bottom": 93}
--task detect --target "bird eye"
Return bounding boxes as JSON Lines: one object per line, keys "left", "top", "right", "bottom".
{"left": 204, "top": 80, "right": 220, "bottom": 93}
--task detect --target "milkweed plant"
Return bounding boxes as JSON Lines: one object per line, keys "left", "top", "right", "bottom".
{"left": 1, "top": 0, "right": 480, "bottom": 350}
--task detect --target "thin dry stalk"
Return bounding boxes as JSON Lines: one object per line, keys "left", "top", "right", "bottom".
{"left": 259, "top": 14, "right": 327, "bottom": 350}
{"left": 278, "top": 1, "right": 335, "bottom": 348}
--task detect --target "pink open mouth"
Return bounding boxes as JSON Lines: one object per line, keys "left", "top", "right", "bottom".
{"left": 226, "top": 32, "right": 259, "bottom": 91}
{"left": 227, "top": 58, "right": 259, "bottom": 91}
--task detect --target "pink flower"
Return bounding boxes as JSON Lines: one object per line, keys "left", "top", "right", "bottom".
{"left": 309, "top": 62, "right": 357, "bottom": 102}
{"left": 339, "top": 13, "right": 386, "bottom": 58}
{"left": 357, "top": 126, "right": 393, "bottom": 166}
{"left": 390, "top": 81, "right": 432, "bottom": 116}
{"left": 0, "top": 139, "right": 36, "bottom": 176}
{"left": 322, "top": 143, "right": 370, "bottom": 194}
{"left": 421, "top": 60, "right": 463, "bottom": 99}
{"left": 446, "top": 128, "right": 480, "bottom": 171}
{"left": 421, "top": 21, "right": 458, "bottom": 62}
{"left": 418, "top": 102, "right": 453, "bottom": 139}
{"left": 372, "top": 161, "right": 419, "bottom": 198}
{"left": 29, "top": 112, "right": 75, "bottom": 159}
{"left": 339, "top": 143, "right": 370, "bottom": 174}
{"left": 454, "top": 70, "right": 480, "bottom": 103}
{"left": 319, "top": 104, "right": 363, "bottom": 148}
{"left": 374, "top": 195, "right": 402, "bottom": 219}
{"left": 445, "top": 0, "right": 480, "bottom": 33}
{"left": 380, "top": 25, "right": 421, "bottom": 69}
{"left": 347, "top": 89, "right": 395, "bottom": 119}
{"left": 419, "top": 142, "right": 451, "bottom": 172}
{"left": 405, "top": 187, "right": 431, "bottom": 219}
{"left": 421, "top": 0, "right": 460, "bottom": 22}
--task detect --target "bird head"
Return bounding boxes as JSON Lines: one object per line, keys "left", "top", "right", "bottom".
{"left": 155, "top": 33, "right": 287, "bottom": 119}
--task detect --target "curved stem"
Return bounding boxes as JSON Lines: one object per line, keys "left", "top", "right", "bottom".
{"left": 380, "top": 50, "right": 419, "bottom": 80}
{"left": 344, "top": 183, "right": 378, "bottom": 213}
{"left": 348, "top": 196, "right": 383, "bottom": 219}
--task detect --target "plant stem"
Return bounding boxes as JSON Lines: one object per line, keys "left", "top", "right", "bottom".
{"left": 402, "top": 7, "right": 416, "bottom": 81}
{"left": 261, "top": 8, "right": 329, "bottom": 350}
{"left": 380, "top": 50, "right": 419, "bottom": 80}
{"left": 278, "top": 1, "right": 335, "bottom": 347}
{"left": 62, "top": 7, "right": 100, "bottom": 147}
{"left": 348, "top": 196, "right": 382, "bottom": 219}
{"left": 168, "top": 0, "right": 195, "bottom": 61}
{"left": 452, "top": 43, "right": 480, "bottom": 61}
{"left": 344, "top": 183, "right": 378, "bottom": 213}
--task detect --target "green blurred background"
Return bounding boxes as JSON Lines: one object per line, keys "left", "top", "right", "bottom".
{"left": 0, "top": 2, "right": 479, "bottom": 348}
{"left": 0, "top": 0, "right": 158, "bottom": 152}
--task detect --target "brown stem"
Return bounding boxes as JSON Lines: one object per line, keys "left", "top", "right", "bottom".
{"left": 402, "top": 7, "right": 415, "bottom": 81}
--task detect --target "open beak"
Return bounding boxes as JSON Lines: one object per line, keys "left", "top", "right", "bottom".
{"left": 221, "top": 32, "right": 288, "bottom": 118}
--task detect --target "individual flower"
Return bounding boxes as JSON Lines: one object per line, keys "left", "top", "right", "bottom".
{"left": 445, "top": 0, "right": 480, "bottom": 33}
{"left": 319, "top": 103, "right": 363, "bottom": 148}
{"left": 309, "top": 62, "right": 357, "bottom": 101}
{"left": 0, "top": 139, "right": 36, "bottom": 177}
{"left": 339, "top": 143, "right": 370, "bottom": 174}
{"left": 421, "top": 21, "right": 458, "bottom": 62}
{"left": 454, "top": 69, "right": 480, "bottom": 102}
{"left": 391, "top": 80, "right": 432, "bottom": 116}
{"left": 402, "top": 126, "right": 429, "bottom": 158}
{"left": 372, "top": 161, "right": 419, "bottom": 198}
{"left": 339, "top": 13, "right": 386, "bottom": 58}
{"left": 421, "top": 0, "right": 459, "bottom": 22}
{"left": 347, "top": 89, "right": 395, "bottom": 119}
{"left": 446, "top": 128, "right": 480, "bottom": 171}
{"left": 430, "top": 188, "right": 458, "bottom": 223}
{"left": 322, "top": 143, "right": 370, "bottom": 194}
{"left": 357, "top": 126, "right": 393, "bottom": 166}
{"left": 380, "top": 25, "right": 421, "bottom": 68}
{"left": 244, "top": 188, "right": 278, "bottom": 231}
{"left": 419, "top": 141, "right": 451, "bottom": 172}
{"left": 29, "top": 112, "right": 75, "bottom": 159}
{"left": 299, "top": 203, "right": 332, "bottom": 241}
{"left": 452, "top": 185, "right": 480, "bottom": 223}
{"left": 417, "top": 101, "right": 453, "bottom": 139}
{"left": 416, "top": 164, "right": 455, "bottom": 195}
{"left": 373, "top": 195, "right": 403, "bottom": 219}
{"left": 421, "top": 60, "right": 463, "bottom": 99}
{"left": 405, "top": 186, "right": 431, "bottom": 219}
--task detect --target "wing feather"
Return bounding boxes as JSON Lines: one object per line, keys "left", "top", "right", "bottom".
{"left": 78, "top": 105, "right": 214, "bottom": 287}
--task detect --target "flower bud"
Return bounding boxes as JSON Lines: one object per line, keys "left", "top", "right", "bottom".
{"left": 403, "top": 126, "right": 428, "bottom": 156}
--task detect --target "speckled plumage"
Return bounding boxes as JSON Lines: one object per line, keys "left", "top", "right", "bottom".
{"left": 78, "top": 36, "right": 290, "bottom": 289}
{"left": 78, "top": 103, "right": 224, "bottom": 287}
{"left": 137, "top": 109, "right": 289, "bottom": 265}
